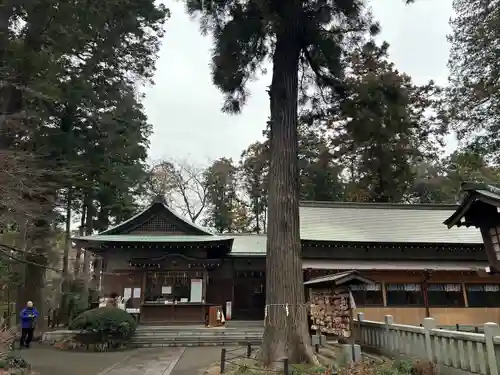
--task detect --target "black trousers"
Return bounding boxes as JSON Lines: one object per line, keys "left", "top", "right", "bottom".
{"left": 20, "top": 328, "right": 34, "bottom": 347}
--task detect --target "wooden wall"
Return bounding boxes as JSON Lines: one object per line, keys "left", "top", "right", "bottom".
{"left": 352, "top": 270, "right": 500, "bottom": 326}
{"left": 356, "top": 307, "right": 500, "bottom": 326}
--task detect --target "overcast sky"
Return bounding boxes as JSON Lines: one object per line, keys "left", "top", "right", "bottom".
{"left": 143, "top": 0, "right": 454, "bottom": 166}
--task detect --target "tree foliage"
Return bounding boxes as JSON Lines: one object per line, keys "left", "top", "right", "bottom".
{"left": 186, "top": 0, "right": 379, "bottom": 361}
{"left": 0, "top": 0, "right": 168, "bottom": 322}
{"left": 204, "top": 157, "right": 239, "bottom": 233}
{"left": 330, "top": 42, "right": 447, "bottom": 203}
{"left": 448, "top": 0, "right": 500, "bottom": 159}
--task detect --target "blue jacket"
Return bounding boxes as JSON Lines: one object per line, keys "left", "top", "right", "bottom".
{"left": 20, "top": 307, "right": 39, "bottom": 329}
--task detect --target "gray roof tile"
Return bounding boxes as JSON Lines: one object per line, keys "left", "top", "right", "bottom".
{"left": 299, "top": 202, "right": 482, "bottom": 244}
{"left": 230, "top": 202, "right": 483, "bottom": 256}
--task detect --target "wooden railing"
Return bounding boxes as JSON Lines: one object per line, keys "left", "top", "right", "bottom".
{"left": 354, "top": 312, "right": 500, "bottom": 375}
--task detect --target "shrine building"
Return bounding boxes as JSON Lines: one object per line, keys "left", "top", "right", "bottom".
{"left": 73, "top": 197, "right": 500, "bottom": 326}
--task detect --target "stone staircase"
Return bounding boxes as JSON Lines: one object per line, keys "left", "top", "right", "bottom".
{"left": 130, "top": 323, "right": 264, "bottom": 348}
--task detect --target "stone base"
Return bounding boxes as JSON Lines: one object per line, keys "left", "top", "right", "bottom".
{"left": 311, "top": 334, "right": 327, "bottom": 346}
{"left": 339, "top": 344, "right": 361, "bottom": 363}
{"left": 41, "top": 330, "right": 76, "bottom": 344}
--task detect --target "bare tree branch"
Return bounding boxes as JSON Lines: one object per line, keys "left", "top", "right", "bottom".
{"left": 145, "top": 158, "right": 209, "bottom": 223}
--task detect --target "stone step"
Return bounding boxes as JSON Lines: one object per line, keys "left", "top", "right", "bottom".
{"left": 133, "top": 337, "right": 262, "bottom": 342}
{"left": 225, "top": 321, "right": 264, "bottom": 327}
{"left": 318, "top": 345, "right": 338, "bottom": 361}
{"left": 130, "top": 336, "right": 262, "bottom": 348}
{"left": 133, "top": 332, "right": 263, "bottom": 337}
{"left": 136, "top": 327, "right": 264, "bottom": 333}
{"left": 135, "top": 332, "right": 264, "bottom": 337}
{"left": 131, "top": 337, "right": 262, "bottom": 343}
{"left": 131, "top": 340, "right": 262, "bottom": 348}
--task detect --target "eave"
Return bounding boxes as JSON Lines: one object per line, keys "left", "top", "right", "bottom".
{"left": 444, "top": 182, "right": 500, "bottom": 229}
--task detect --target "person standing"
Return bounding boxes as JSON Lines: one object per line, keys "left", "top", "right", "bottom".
{"left": 20, "top": 301, "right": 39, "bottom": 348}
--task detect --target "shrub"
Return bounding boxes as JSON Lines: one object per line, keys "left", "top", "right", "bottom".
{"left": 68, "top": 306, "right": 137, "bottom": 349}
{"left": 0, "top": 354, "right": 29, "bottom": 370}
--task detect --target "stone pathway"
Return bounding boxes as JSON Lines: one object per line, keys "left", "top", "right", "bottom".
{"left": 17, "top": 346, "right": 185, "bottom": 375}
{"left": 170, "top": 347, "right": 247, "bottom": 375}
{"left": 17, "top": 346, "right": 134, "bottom": 375}
{"left": 102, "top": 348, "right": 185, "bottom": 375}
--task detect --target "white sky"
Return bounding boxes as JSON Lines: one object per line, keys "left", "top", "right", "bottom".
{"left": 143, "top": 0, "right": 455, "bottom": 165}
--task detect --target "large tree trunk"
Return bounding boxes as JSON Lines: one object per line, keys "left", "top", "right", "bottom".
{"left": 14, "top": 218, "right": 28, "bottom": 325}
{"left": 81, "top": 193, "right": 94, "bottom": 304}
{"left": 74, "top": 204, "right": 87, "bottom": 275}
{"left": 58, "top": 188, "right": 72, "bottom": 324}
{"left": 259, "top": 13, "right": 315, "bottom": 365}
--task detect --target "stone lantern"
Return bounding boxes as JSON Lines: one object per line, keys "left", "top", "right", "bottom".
{"left": 444, "top": 182, "right": 500, "bottom": 273}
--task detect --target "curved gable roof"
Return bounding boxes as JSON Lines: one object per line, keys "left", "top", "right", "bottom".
{"left": 98, "top": 200, "right": 213, "bottom": 236}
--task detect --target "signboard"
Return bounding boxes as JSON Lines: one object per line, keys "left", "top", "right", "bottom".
{"left": 190, "top": 279, "right": 203, "bottom": 303}
{"left": 133, "top": 288, "right": 141, "bottom": 299}
{"left": 226, "top": 301, "right": 232, "bottom": 320}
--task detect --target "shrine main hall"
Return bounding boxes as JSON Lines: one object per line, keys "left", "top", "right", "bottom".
{"left": 73, "top": 197, "right": 500, "bottom": 326}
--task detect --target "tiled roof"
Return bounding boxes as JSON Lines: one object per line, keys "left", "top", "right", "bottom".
{"left": 303, "top": 259, "right": 488, "bottom": 271}
{"left": 72, "top": 235, "right": 231, "bottom": 243}
{"left": 229, "top": 202, "right": 483, "bottom": 256}
{"left": 303, "top": 270, "right": 375, "bottom": 286}
{"left": 230, "top": 234, "right": 267, "bottom": 255}
{"left": 300, "top": 201, "right": 482, "bottom": 244}
{"left": 74, "top": 202, "right": 483, "bottom": 254}
{"left": 444, "top": 182, "right": 500, "bottom": 228}
{"left": 98, "top": 199, "right": 213, "bottom": 236}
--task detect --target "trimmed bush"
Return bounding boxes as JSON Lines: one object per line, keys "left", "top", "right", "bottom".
{"left": 0, "top": 354, "right": 29, "bottom": 370}
{"left": 68, "top": 307, "right": 136, "bottom": 348}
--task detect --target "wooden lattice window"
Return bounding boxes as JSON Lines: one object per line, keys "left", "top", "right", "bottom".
{"left": 133, "top": 215, "right": 182, "bottom": 233}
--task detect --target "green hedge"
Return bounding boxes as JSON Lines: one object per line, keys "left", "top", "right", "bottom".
{"left": 69, "top": 307, "right": 137, "bottom": 348}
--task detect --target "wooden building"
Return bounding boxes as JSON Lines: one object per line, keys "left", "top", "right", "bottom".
{"left": 444, "top": 183, "right": 500, "bottom": 273}
{"left": 73, "top": 198, "right": 500, "bottom": 326}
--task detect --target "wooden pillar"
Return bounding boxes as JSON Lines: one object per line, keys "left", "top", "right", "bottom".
{"left": 462, "top": 282, "right": 469, "bottom": 307}
{"left": 382, "top": 282, "right": 387, "bottom": 307}
{"left": 82, "top": 248, "right": 91, "bottom": 303}
{"left": 140, "top": 271, "right": 147, "bottom": 305}
{"left": 202, "top": 269, "right": 208, "bottom": 303}
{"left": 422, "top": 282, "right": 430, "bottom": 318}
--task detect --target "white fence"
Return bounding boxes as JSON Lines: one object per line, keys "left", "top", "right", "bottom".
{"left": 354, "top": 313, "right": 500, "bottom": 375}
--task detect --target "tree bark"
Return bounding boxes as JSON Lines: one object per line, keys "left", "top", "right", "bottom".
{"left": 81, "top": 192, "right": 94, "bottom": 304}
{"left": 259, "top": 10, "right": 315, "bottom": 365}
{"left": 14, "top": 218, "right": 28, "bottom": 324}
{"left": 74, "top": 204, "right": 87, "bottom": 275}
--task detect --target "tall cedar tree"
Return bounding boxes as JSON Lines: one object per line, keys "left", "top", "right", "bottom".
{"left": 0, "top": 0, "right": 167, "bottom": 314}
{"left": 186, "top": 0, "right": 379, "bottom": 363}
{"left": 448, "top": 0, "right": 500, "bottom": 160}
{"left": 239, "top": 141, "right": 269, "bottom": 233}
{"left": 331, "top": 42, "right": 446, "bottom": 202}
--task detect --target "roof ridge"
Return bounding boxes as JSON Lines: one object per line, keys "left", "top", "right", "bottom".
{"left": 97, "top": 201, "right": 213, "bottom": 236}
{"left": 299, "top": 201, "right": 460, "bottom": 210}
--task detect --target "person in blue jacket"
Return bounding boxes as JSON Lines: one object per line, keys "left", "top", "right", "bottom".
{"left": 20, "top": 301, "right": 39, "bottom": 348}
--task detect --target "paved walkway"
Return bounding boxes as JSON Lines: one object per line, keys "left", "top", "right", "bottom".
{"left": 17, "top": 346, "right": 134, "bottom": 375}
{"left": 170, "top": 347, "right": 247, "bottom": 375}
{"left": 102, "top": 348, "right": 185, "bottom": 375}
{"left": 17, "top": 345, "right": 240, "bottom": 375}
{"left": 16, "top": 346, "right": 185, "bottom": 375}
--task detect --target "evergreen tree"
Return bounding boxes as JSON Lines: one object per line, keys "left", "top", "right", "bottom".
{"left": 185, "top": 0, "right": 380, "bottom": 362}
{"left": 204, "top": 158, "right": 238, "bottom": 233}
{"left": 448, "top": 0, "right": 500, "bottom": 160}
{"left": 297, "top": 124, "right": 344, "bottom": 201}
{"left": 239, "top": 141, "right": 269, "bottom": 233}
{"left": 330, "top": 42, "right": 446, "bottom": 202}
{"left": 0, "top": 0, "right": 168, "bottom": 318}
